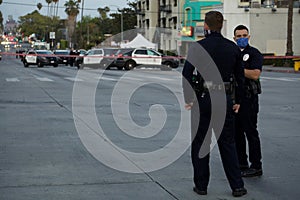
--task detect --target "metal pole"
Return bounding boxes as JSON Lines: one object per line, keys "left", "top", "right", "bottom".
{"left": 121, "top": 11, "right": 123, "bottom": 42}
{"left": 110, "top": 5, "right": 123, "bottom": 43}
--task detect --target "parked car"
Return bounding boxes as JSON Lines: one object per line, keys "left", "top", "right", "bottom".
{"left": 161, "top": 54, "right": 180, "bottom": 69}
{"left": 81, "top": 48, "right": 119, "bottom": 69}
{"left": 113, "top": 48, "right": 163, "bottom": 70}
{"left": 100, "top": 48, "right": 119, "bottom": 69}
{"left": 53, "top": 49, "right": 70, "bottom": 65}
{"left": 23, "top": 49, "right": 58, "bottom": 68}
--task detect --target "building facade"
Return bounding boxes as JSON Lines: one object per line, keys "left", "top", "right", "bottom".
{"left": 136, "top": 0, "right": 300, "bottom": 56}
{"left": 4, "top": 15, "right": 18, "bottom": 35}
{"left": 223, "top": 0, "right": 300, "bottom": 55}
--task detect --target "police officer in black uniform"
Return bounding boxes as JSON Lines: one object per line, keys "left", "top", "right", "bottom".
{"left": 233, "top": 25, "right": 263, "bottom": 177}
{"left": 182, "top": 11, "right": 247, "bottom": 197}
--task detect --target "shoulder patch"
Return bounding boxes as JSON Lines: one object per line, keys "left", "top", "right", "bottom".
{"left": 243, "top": 54, "right": 250, "bottom": 61}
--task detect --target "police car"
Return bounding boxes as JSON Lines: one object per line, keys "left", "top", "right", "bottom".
{"left": 23, "top": 49, "right": 58, "bottom": 68}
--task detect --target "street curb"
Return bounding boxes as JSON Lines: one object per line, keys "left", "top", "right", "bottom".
{"left": 263, "top": 67, "right": 300, "bottom": 74}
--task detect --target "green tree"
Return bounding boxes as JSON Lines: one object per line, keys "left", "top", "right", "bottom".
{"left": 18, "top": 10, "right": 62, "bottom": 42}
{"left": 64, "top": 0, "right": 80, "bottom": 48}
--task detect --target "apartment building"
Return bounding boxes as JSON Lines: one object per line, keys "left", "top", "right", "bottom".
{"left": 136, "top": 0, "right": 180, "bottom": 53}
{"left": 136, "top": 0, "right": 300, "bottom": 56}
{"left": 136, "top": 0, "right": 222, "bottom": 54}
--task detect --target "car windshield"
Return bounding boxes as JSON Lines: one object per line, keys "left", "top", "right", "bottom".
{"left": 116, "top": 49, "right": 134, "bottom": 55}
{"left": 104, "top": 49, "right": 119, "bottom": 55}
{"left": 37, "top": 51, "right": 52, "bottom": 55}
{"left": 55, "top": 51, "right": 69, "bottom": 55}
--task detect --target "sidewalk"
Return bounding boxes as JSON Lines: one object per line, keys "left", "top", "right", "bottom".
{"left": 263, "top": 65, "right": 300, "bottom": 73}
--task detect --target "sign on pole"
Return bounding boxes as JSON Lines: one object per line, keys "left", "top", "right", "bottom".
{"left": 49, "top": 32, "right": 55, "bottom": 39}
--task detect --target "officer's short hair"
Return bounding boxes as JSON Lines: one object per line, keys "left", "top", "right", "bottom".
{"left": 234, "top": 25, "right": 249, "bottom": 36}
{"left": 205, "top": 11, "right": 223, "bottom": 32}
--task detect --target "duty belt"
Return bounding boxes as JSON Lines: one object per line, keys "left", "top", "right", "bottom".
{"left": 203, "top": 82, "right": 232, "bottom": 94}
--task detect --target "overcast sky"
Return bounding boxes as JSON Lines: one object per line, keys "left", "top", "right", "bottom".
{"left": 1, "top": 0, "right": 129, "bottom": 21}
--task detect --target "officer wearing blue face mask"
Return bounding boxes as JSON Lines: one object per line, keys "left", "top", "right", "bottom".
{"left": 233, "top": 25, "right": 263, "bottom": 177}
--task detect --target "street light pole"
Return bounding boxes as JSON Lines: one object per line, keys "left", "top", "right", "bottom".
{"left": 120, "top": 11, "right": 123, "bottom": 42}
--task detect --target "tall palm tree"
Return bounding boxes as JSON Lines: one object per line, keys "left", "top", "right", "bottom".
{"left": 53, "top": 0, "right": 59, "bottom": 17}
{"left": 97, "top": 7, "right": 110, "bottom": 20}
{"left": 64, "top": 0, "right": 80, "bottom": 48}
{"left": 37, "top": 3, "right": 43, "bottom": 11}
{"left": 286, "top": 0, "right": 293, "bottom": 56}
{"left": 0, "top": 0, "right": 3, "bottom": 33}
{"left": 45, "top": 0, "right": 52, "bottom": 17}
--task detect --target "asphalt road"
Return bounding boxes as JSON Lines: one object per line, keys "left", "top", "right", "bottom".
{"left": 0, "top": 52, "right": 300, "bottom": 200}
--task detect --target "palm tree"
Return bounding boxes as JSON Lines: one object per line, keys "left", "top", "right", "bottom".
{"left": 64, "top": 0, "right": 80, "bottom": 48}
{"left": 37, "top": 3, "right": 43, "bottom": 10}
{"left": 52, "top": 0, "right": 59, "bottom": 17}
{"left": 286, "top": 0, "right": 293, "bottom": 56}
{"left": 0, "top": 0, "right": 3, "bottom": 33}
{"left": 97, "top": 6, "right": 110, "bottom": 20}
{"left": 45, "top": 0, "right": 52, "bottom": 17}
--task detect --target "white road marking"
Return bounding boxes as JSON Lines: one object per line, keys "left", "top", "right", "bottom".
{"left": 36, "top": 77, "right": 54, "bottom": 82}
{"left": 98, "top": 77, "right": 118, "bottom": 81}
{"left": 65, "top": 77, "right": 84, "bottom": 82}
{"left": 6, "top": 78, "right": 20, "bottom": 82}
{"left": 261, "top": 77, "right": 298, "bottom": 82}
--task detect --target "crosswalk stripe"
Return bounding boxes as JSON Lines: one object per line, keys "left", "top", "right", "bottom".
{"left": 98, "top": 77, "right": 118, "bottom": 81}
{"left": 6, "top": 78, "right": 20, "bottom": 82}
{"left": 64, "top": 77, "right": 84, "bottom": 82}
{"left": 36, "top": 77, "right": 54, "bottom": 82}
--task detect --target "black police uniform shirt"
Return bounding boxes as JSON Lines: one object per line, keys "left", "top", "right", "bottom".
{"left": 241, "top": 45, "right": 263, "bottom": 72}
{"left": 182, "top": 32, "right": 244, "bottom": 105}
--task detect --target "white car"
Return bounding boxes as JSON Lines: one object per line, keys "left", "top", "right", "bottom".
{"left": 23, "top": 49, "right": 58, "bottom": 68}
{"left": 83, "top": 48, "right": 104, "bottom": 66}
{"left": 114, "top": 48, "right": 162, "bottom": 70}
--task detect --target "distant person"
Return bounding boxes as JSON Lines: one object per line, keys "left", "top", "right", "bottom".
{"left": 233, "top": 25, "right": 263, "bottom": 177}
{"left": 182, "top": 11, "right": 247, "bottom": 197}
{"left": 69, "top": 48, "right": 77, "bottom": 67}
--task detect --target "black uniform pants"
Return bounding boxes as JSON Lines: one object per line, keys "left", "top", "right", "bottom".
{"left": 235, "top": 94, "right": 262, "bottom": 169}
{"left": 191, "top": 93, "right": 244, "bottom": 191}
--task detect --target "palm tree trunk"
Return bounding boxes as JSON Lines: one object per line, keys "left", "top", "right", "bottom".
{"left": 286, "top": 0, "right": 293, "bottom": 56}
{"left": 56, "top": 1, "right": 59, "bottom": 17}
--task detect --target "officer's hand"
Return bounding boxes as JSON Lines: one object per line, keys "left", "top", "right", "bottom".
{"left": 233, "top": 104, "right": 240, "bottom": 113}
{"left": 185, "top": 103, "right": 193, "bottom": 110}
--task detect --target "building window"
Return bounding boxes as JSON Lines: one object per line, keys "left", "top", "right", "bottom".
{"left": 238, "top": 0, "right": 251, "bottom": 7}
{"left": 174, "top": 0, "right": 177, "bottom": 7}
{"left": 161, "top": 18, "right": 166, "bottom": 28}
{"left": 146, "top": 19, "right": 150, "bottom": 29}
{"left": 173, "top": 17, "right": 177, "bottom": 29}
{"left": 146, "top": 0, "right": 149, "bottom": 10}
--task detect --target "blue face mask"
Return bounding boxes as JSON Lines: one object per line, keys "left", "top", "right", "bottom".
{"left": 236, "top": 37, "right": 249, "bottom": 48}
